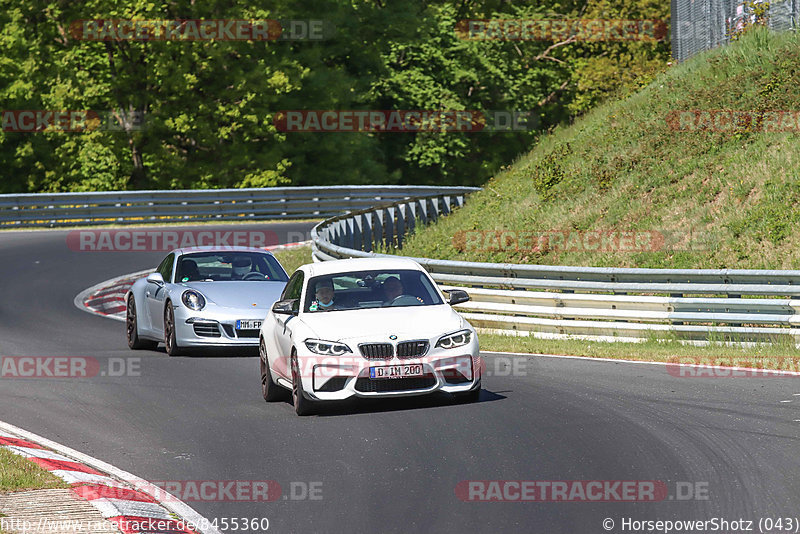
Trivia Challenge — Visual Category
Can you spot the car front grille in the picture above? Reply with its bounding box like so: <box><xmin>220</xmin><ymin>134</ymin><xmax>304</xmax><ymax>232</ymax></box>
<box><xmin>396</xmin><ymin>340</ymin><xmax>429</xmax><ymax>359</ymax></box>
<box><xmin>221</xmin><ymin>324</ymin><xmax>235</xmax><ymax>337</ymax></box>
<box><xmin>359</xmin><ymin>343</ymin><xmax>394</xmax><ymax>360</ymax></box>
<box><xmin>355</xmin><ymin>374</ymin><xmax>437</xmax><ymax>393</ymax></box>
<box><xmin>236</xmin><ymin>329</ymin><xmax>260</xmax><ymax>339</ymax></box>
<box><xmin>193</xmin><ymin>322</ymin><xmax>221</xmax><ymax>338</ymax></box>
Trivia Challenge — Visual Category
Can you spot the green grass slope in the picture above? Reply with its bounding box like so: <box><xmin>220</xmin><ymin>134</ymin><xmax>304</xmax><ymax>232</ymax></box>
<box><xmin>399</xmin><ymin>28</ymin><xmax>800</xmax><ymax>270</ymax></box>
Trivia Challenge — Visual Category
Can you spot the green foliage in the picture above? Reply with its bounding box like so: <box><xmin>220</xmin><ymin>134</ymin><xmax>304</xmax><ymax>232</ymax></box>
<box><xmin>0</xmin><ymin>0</ymin><xmax>670</xmax><ymax>193</ymax></box>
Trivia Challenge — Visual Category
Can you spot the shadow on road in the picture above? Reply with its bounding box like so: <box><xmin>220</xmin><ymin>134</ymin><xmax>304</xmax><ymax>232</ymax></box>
<box><xmin>307</xmin><ymin>388</ymin><xmax>506</xmax><ymax>417</ymax></box>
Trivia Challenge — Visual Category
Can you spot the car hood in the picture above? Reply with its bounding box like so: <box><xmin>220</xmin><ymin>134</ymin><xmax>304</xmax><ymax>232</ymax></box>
<box><xmin>179</xmin><ymin>281</ymin><xmax>286</xmax><ymax>309</ymax></box>
<box><xmin>300</xmin><ymin>305</ymin><xmax>466</xmax><ymax>342</ymax></box>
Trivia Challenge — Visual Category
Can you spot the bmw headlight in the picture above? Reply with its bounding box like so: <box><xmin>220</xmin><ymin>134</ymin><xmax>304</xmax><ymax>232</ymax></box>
<box><xmin>181</xmin><ymin>290</ymin><xmax>206</xmax><ymax>311</ymax></box>
<box><xmin>435</xmin><ymin>329</ymin><xmax>472</xmax><ymax>349</ymax></box>
<box><xmin>304</xmin><ymin>339</ymin><xmax>352</xmax><ymax>356</ymax></box>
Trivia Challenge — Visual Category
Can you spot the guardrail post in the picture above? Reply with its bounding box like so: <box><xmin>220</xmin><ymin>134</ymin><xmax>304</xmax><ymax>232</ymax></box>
<box><xmin>373</xmin><ymin>209</ymin><xmax>385</xmax><ymax>251</ymax></box>
<box><xmin>396</xmin><ymin>204</ymin><xmax>406</xmax><ymax>249</ymax></box>
<box><xmin>416</xmin><ymin>198</ymin><xmax>429</xmax><ymax>226</ymax></box>
<box><xmin>361</xmin><ymin>212</ymin><xmax>373</xmax><ymax>253</ymax></box>
<box><xmin>429</xmin><ymin>197</ymin><xmax>439</xmax><ymax>223</ymax></box>
<box><xmin>385</xmin><ymin>207</ymin><xmax>396</xmax><ymax>250</ymax></box>
<box><xmin>353</xmin><ymin>213</ymin><xmax>365</xmax><ymax>252</ymax></box>
<box><xmin>405</xmin><ymin>201</ymin><xmax>417</xmax><ymax>237</ymax></box>
<box><xmin>343</xmin><ymin>218</ymin><xmax>355</xmax><ymax>249</ymax></box>
<box><xmin>441</xmin><ymin>195</ymin><xmax>451</xmax><ymax>216</ymax></box>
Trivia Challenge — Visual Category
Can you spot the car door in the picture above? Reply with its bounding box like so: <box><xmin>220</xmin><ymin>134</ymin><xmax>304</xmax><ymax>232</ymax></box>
<box><xmin>145</xmin><ymin>253</ymin><xmax>175</xmax><ymax>335</ymax></box>
<box><xmin>271</xmin><ymin>270</ymin><xmax>303</xmax><ymax>379</ymax></box>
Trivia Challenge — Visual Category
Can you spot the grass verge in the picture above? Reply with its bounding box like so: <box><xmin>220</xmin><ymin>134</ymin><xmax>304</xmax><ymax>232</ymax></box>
<box><xmin>271</xmin><ymin>244</ymin><xmax>313</xmax><ymax>276</ymax></box>
<box><xmin>0</xmin><ymin>447</ymin><xmax>67</xmax><ymax>493</ymax></box>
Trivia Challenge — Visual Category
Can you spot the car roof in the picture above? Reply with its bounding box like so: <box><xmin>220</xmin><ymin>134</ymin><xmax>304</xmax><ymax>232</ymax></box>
<box><xmin>302</xmin><ymin>257</ymin><xmax>425</xmax><ymax>278</ymax></box>
<box><xmin>174</xmin><ymin>246</ymin><xmax>275</xmax><ymax>255</ymax></box>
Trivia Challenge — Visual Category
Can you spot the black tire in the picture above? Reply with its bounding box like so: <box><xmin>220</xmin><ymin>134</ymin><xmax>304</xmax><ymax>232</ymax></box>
<box><xmin>454</xmin><ymin>380</ymin><xmax>481</xmax><ymax>403</ymax></box>
<box><xmin>127</xmin><ymin>296</ymin><xmax>157</xmax><ymax>350</ymax></box>
<box><xmin>260</xmin><ymin>338</ymin><xmax>287</xmax><ymax>402</ymax></box>
<box><xmin>163</xmin><ymin>302</ymin><xmax>184</xmax><ymax>357</ymax></box>
<box><xmin>291</xmin><ymin>352</ymin><xmax>315</xmax><ymax>416</ymax></box>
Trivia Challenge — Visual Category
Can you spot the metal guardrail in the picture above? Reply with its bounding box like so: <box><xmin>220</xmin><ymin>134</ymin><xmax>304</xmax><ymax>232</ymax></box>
<box><xmin>0</xmin><ymin>186</ymin><xmax>477</xmax><ymax>228</ymax></box>
<box><xmin>311</xmin><ymin>194</ymin><xmax>800</xmax><ymax>344</ymax></box>
<box><xmin>7</xmin><ymin>185</ymin><xmax>799</xmax><ymax>343</ymax></box>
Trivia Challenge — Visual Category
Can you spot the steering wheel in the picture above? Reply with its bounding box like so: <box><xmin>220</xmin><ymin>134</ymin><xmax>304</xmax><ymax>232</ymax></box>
<box><xmin>389</xmin><ymin>294</ymin><xmax>424</xmax><ymax>306</ymax></box>
<box><xmin>243</xmin><ymin>272</ymin><xmax>267</xmax><ymax>281</ymax></box>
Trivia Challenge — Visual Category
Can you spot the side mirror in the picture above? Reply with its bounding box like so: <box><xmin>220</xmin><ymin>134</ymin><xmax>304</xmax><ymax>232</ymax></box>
<box><xmin>146</xmin><ymin>272</ymin><xmax>165</xmax><ymax>286</ymax></box>
<box><xmin>272</xmin><ymin>298</ymin><xmax>299</xmax><ymax>316</ymax></box>
<box><xmin>448</xmin><ymin>289</ymin><xmax>470</xmax><ymax>306</ymax></box>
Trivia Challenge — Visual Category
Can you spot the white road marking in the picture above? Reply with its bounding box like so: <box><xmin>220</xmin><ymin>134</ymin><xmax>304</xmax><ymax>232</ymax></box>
<box><xmin>0</xmin><ymin>420</ymin><xmax>221</xmax><ymax>534</ymax></box>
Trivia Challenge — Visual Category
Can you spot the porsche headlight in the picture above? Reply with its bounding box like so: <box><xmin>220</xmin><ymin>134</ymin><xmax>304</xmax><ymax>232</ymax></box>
<box><xmin>304</xmin><ymin>339</ymin><xmax>352</xmax><ymax>356</ymax></box>
<box><xmin>181</xmin><ymin>290</ymin><xmax>206</xmax><ymax>311</ymax></box>
<box><xmin>435</xmin><ymin>329</ymin><xmax>472</xmax><ymax>349</ymax></box>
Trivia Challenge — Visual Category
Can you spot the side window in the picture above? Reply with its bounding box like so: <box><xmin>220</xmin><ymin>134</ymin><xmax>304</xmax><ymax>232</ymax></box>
<box><xmin>281</xmin><ymin>271</ymin><xmax>304</xmax><ymax>300</ymax></box>
<box><xmin>157</xmin><ymin>253</ymin><xmax>175</xmax><ymax>283</ymax></box>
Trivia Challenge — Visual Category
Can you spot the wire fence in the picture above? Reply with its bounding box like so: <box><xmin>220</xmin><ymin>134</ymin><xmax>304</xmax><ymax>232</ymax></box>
<box><xmin>672</xmin><ymin>0</ymin><xmax>798</xmax><ymax>61</ymax></box>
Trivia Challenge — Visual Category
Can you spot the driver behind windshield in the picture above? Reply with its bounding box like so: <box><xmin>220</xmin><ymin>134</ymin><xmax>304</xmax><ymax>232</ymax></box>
<box><xmin>231</xmin><ymin>256</ymin><xmax>252</xmax><ymax>280</ymax></box>
<box><xmin>382</xmin><ymin>276</ymin><xmax>403</xmax><ymax>303</ymax></box>
<box><xmin>310</xmin><ymin>280</ymin><xmax>336</xmax><ymax>311</ymax></box>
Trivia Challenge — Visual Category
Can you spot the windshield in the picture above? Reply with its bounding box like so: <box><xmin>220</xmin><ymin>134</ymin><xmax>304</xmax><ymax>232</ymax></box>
<box><xmin>176</xmin><ymin>252</ymin><xmax>288</xmax><ymax>283</ymax></box>
<box><xmin>304</xmin><ymin>269</ymin><xmax>443</xmax><ymax>312</ymax></box>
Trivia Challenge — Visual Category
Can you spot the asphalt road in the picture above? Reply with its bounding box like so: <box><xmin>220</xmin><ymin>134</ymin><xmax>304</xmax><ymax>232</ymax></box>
<box><xmin>1</xmin><ymin>224</ymin><xmax>799</xmax><ymax>534</ymax></box>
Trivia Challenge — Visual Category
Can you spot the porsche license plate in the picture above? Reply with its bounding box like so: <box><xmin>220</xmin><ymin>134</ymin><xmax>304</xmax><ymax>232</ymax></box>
<box><xmin>369</xmin><ymin>364</ymin><xmax>424</xmax><ymax>380</ymax></box>
<box><xmin>236</xmin><ymin>319</ymin><xmax>262</xmax><ymax>330</ymax></box>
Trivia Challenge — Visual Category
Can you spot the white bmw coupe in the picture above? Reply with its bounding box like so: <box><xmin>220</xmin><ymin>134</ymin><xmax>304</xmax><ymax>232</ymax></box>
<box><xmin>258</xmin><ymin>257</ymin><xmax>480</xmax><ymax>415</ymax></box>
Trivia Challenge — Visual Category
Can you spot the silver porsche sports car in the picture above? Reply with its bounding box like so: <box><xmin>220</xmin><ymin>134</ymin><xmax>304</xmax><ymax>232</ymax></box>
<box><xmin>125</xmin><ymin>246</ymin><xmax>289</xmax><ymax>355</ymax></box>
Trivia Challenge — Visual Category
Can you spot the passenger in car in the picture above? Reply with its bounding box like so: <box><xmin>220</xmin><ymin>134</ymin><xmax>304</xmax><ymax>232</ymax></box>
<box><xmin>179</xmin><ymin>259</ymin><xmax>201</xmax><ymax>282</ymax></box>
<box><xmin>314</xmin><ymin>280</ymin><xmax>336</xmax><ymax>310</ymax></box>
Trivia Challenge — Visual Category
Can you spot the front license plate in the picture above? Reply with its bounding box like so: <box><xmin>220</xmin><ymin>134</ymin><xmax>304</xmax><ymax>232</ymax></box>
<box><xmin>369</xmin><ymin>364</ymin><xmax>424</xmax><ymax>380</ymax></box>
<box><xmin>236</xmin><ymin>319</ymin><xmax>262</xmax><ymax>330</ymax></box>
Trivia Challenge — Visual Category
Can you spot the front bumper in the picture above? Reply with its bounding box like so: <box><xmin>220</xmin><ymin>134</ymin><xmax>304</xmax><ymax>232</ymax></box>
<box><xmin>294</xmin><ymin>337</ymin><xmax>481</xmax><ymax>400</ymax></box>
<box><xmin>173</xmin><ymin>304</ymin><xmax>267</xmax><ymax>347</ymax></box>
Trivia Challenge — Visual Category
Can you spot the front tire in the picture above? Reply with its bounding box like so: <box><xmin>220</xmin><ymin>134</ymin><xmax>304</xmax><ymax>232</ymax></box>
<box><xmin>291</xmin><ymin>352</ymin><xmax>315</xmax><ymax>416</ymax></box>
<box><xmin>127</xmin><ymin>296</ymin><xmax>157</xmax><ymax>350</ymax></box>
<box><xmin>260</xmin><ymin>338</ymin><xmax>286</xmax><ymax>402</ymax></box>
<box><xmin>164</xmin><ymin>302</ymin><xmax>184</xmax><ymax>357</ymax></box>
